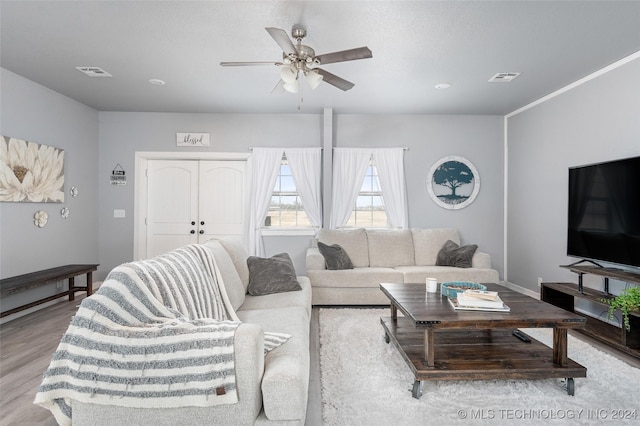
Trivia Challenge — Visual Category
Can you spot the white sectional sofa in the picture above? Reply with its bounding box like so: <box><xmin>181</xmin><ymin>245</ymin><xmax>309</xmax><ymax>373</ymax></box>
<box><xmin>64</xmin><ymin>238</ymin><xmax>311</xmax><ymax>426</ymax></box>
<box><xmin>306</xmin><ymin>228</ymin><xmax>500</xmax><ymax>305</ymax></box>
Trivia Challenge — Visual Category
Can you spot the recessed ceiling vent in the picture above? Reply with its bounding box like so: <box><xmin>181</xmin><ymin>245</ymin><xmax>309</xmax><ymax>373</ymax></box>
<box><xmin>75</xmin><ymin>66</ymin><xmax>112</xmax><ymax>77</ymax></box>
<box><xmin>488</xmin><ymin>72</ymin><xmax>521</xmax><ymax>83</ymax></box>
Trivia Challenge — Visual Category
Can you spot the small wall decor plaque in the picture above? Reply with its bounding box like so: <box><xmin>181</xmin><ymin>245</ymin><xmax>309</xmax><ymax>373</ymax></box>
<box><xmin>426</xmin><ymin>156</ymin><xmax>480</xmax><ymax>210</ymax></box>
<box><xmin>34</xmin><ymin>210</ymin><xmax>49</xmax><ymax>227</ymax></box>
<box><xmin>177</xmin><ymin>133</ymin><xmax>210</xmax><ymax>147</ymax></box>
<box><xmin>110</xmin><ymin>164</ymin><xmax>126</xmax><ymax>185</ymax></box>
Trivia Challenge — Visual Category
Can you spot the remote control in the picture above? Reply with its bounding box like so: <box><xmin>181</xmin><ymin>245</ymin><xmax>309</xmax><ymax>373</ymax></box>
<box><xmin>512</xmin><ymin>330</ymin><xmax>531</xmax><ymax>343</ymax></box>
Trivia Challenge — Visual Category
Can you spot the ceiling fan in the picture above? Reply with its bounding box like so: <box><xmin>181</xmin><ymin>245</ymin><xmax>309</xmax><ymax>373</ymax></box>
<box><xmin>220</xmin><ymin>27</ymin><xmax>372</xmax><ymax>94</ymax></box>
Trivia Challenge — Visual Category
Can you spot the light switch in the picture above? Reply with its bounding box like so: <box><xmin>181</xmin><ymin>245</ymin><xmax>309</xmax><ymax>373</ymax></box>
<box><xmin>114</xmin><ymin>209</ymin><xmax>125</xmax><ymax>218</ymax></box>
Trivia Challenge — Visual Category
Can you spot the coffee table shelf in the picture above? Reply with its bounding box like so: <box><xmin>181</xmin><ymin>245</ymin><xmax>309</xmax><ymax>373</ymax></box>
<box><xmin>380</xmin><ymin>283</ymin><xmax>587</xmax><ymax>399</ymax></box>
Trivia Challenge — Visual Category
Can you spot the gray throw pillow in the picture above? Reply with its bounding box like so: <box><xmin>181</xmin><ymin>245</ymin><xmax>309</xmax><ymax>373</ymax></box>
<box><xmin>435</xmin><ymin>240</ymin><xmax>478</xmax><ymax>268</ymax></box>
<box><xmin>318</xmin><ymin>242</ymin><xmax>354</xmax><ymax>270</ymax></box>
<box><xmin>247</xmin><ymin>253</ymin><xmax>301</xmax><ymax>296</ymax></box>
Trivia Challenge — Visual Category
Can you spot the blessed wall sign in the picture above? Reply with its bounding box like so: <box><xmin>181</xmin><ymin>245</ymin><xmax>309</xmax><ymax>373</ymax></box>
<box><xmin>176</xmin><ymin>133</ymin><xmax>210</xmax><ymax>147</ymax></box>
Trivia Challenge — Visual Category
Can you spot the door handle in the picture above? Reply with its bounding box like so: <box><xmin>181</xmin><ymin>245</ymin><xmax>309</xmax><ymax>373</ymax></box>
<box><xmin>191</xmin><ymin>221</ymin><xmax>196</xmax><ymax>226</ymax></box>
<box><xmin>200</xmin><ymin>221</ymin><xmax>205</xmax><ymax>226</ymax></box>
<box><xmin>190</xmin><ymin>230</ymin><xmax>195</xmax><ymax>234</ymax></box>
<box><xmin>199</xmin><ymin>230</ymin><xmax>204</xmax><ymax>234</ymax></box>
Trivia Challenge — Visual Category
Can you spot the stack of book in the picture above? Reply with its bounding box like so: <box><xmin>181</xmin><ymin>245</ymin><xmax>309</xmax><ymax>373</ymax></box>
<box><xmin>449</xmin><ymin>289</ymin><xmax>511</xmax><ymax>312</ymax></box>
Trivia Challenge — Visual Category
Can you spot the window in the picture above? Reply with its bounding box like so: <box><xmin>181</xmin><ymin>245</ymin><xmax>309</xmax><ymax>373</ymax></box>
<box><xmin>266</xmin><ymin>156</ymin><xmax>312</xmax><ymax>228</ymax></box>
<box><xmin>345</xmin><ymin>157</ymin><xmax>389</xmax><ymax>228</ymax></box>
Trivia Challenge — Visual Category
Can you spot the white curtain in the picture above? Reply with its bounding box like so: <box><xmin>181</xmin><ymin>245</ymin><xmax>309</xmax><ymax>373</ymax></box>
<box><xmin>285</xmin><ymin>148</ymin><xmax>323</xmax><ymax>228</ymax></box>
<box><xmin>249</xmin><ymin>148</ymin><xmax>283</xmax><ymax>256</ymax></box>
<box><xmin>329</xmin><ymin>148</ymin><xmax>372</xmax><ymax>229</ymax></box>
<box><xmin>373</xmin><ymin>148</ymin><xmax>407</xmax><ymax>228</ymax></box>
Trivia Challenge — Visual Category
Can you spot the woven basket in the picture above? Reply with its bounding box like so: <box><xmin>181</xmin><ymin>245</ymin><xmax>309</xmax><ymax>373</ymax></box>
<box><xmin>440</xmin><ymin>281</ymin><xmax>487</xmax><ymax>299</ymax></box>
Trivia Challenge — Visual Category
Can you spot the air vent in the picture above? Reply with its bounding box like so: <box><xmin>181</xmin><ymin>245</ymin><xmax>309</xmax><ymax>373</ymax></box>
<box><xmin>488</xmin><ymin>72</ymin><xmax>521</xmax><ymax>83</ymax></box>
<box><xmin>75</xmin><ymin>66</ymin><xmax>112</xmax><ymax>77</ymax></box>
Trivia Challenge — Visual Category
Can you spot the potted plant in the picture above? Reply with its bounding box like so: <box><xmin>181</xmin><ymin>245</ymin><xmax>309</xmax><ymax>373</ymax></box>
<box><xmin>601</xmin><ymin>286</ymin><xmax>640</xmax><ymax>331</ymax></box>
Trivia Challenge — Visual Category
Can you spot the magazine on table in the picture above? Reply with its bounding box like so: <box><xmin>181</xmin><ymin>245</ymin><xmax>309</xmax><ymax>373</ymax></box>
<box><xmin>448</xmin><ymin>295</ymin><xmax>511</xmax><ymax>312</ymax></box>
<box><xmin>457</xmin><ymin>291</ymin><xmax>506</xmax><ymax>308</ymax></box>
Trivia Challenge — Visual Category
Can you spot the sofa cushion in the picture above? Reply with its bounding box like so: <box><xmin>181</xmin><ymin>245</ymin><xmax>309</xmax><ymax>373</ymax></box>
<box><xmin>367</xmin><ymin>229</ymin><xmax>415</xmax><ymax>267</ymax></box>
<box><xmin>436</xmin><ymin>240</ymin><xmax>478</xmax><ymax>268</ymax></box>
<box><xmin>397</xmin><ymin>265</ymin><xmax>500</xmax><ymax>284</ymax></box>
<box><xmin>307</xmin><ymin>267</ymin><xmax>404</xmax><ymax>288</ymax></box>
<box><xmin>240</xmin><ymin>277</ymin><xmax>312</xmax><ymax>317</ymax></box>
<box><xmin>217</xmin><ymin>237</ymin><xmax>251</xmax><ymax>291</ymax></box>
<box><xmin>247</xmin><ymin>253</ymin><xmax>301</xmax><ymax>296</ymax></box>
<box><xmin>317</xmin><ymin>228</ymin><xmax>370</xmax><ymax>267</ymax></box>
<box><xmin>412</xmin><ymin>228</ymin><xmax>460</xmax><ymax>266</ymax></box>
<box><xmin>201</xmin><ymin>240</ymin><xmax>246</xmax><ymax>311</ymax></box>
<box><xmin>318</xmin><ymin>242</ymin><xmax>354</xmax><ymax>270</ymax></box>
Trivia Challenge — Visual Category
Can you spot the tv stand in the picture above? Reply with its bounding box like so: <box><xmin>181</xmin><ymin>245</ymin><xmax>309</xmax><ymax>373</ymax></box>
<box><xmin>540</xmin><ymin>266</ymin><xmax>640</xmax><ymax>360</ymax></box>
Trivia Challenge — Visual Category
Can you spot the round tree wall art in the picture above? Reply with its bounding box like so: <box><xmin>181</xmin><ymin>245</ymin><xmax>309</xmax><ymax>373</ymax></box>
<box><xmin>426</xmin><ymin>156</ymin><xmax>480</xmax><ymax>210</ymax></box>
<box><xmin>0</xmin><ymin>135</ymin><xmax>65</xmax><ymax>203</ymax></box>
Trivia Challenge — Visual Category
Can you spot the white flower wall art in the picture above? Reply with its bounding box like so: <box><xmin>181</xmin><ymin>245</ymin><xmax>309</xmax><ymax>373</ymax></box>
<box><xmin>0</xmin><ymin>135</ymin><xmax>65</xmax><ymax>202</ymax></box>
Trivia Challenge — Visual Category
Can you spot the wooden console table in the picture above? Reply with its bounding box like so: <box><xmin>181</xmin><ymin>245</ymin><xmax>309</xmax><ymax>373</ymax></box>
<box><xmin>541</xmin><ymin>266</ymin><xmax>640</xmax><ymax>359</ymax></box>
<box><xmin>0</xmin><ymin>264</ymin><xmax>98</xmax><ymax>318</ymax></box>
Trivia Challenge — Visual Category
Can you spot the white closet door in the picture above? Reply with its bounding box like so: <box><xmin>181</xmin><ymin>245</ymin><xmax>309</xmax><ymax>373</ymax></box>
<box><xmin>198</xmin><ymin>161</ymin><xmax>247</xmax><ymax>241</ymax></box>
<box><xmin>146</xmin><ymin>160</ymin><xmax>199</xmax><ymax>258</ymax></box>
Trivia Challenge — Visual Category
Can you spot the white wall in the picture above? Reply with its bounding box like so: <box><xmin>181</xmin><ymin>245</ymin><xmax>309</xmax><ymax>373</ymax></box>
<box><xmin>97</xmin><ymin>112</ymin><xmax>322</xmax><ymax>278</ymax></box>
<box><xmin>98</xmin><ymin>112</ymin><xmax>504</xmax><ymax>278</ymax></box>
<box><xmin>506</xmin><ymin>56</ymin><xmax>640</xmax><ymax>293</ymax></box>
<box><xmin>0</xmin><ymin>68</ymin><xmax>99</xmax><ymax>311</ymax></box>
<box><xmin>335</xmin><ymin>114</ymin><xmax>504</xmax><ymax>275</ymax></box>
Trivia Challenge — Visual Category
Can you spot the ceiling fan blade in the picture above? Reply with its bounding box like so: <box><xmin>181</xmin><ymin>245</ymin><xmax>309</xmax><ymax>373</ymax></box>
<box><xmin>220</xmin><ymin>61</ymin><xmax>282</xmax><ymax>66</ymax></box>
<box><xmin>265</xmin><ymin>27</ymin><xmax>296</xmax><ymax>56</ymax></box>
<box><xmin>271</xmin><ymin>79</ymin><xmax>286</xmax><ymax>94</ymax></box>
<box><xmin>314</xmin><ymin>68</ymin><xmax>355</xmax><ymax>91</ymax></box>
<box><xmin>313</xmin><ymin>47</ymin><xmax>372</xmax><ymax>65</ymax></box>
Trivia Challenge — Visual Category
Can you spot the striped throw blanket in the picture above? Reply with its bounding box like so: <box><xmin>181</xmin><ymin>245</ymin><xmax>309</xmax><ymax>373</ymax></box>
<box><xmin>34</xmin><ymin>244</ymin><xmax>289</xmax><ymax>426</ymax></box>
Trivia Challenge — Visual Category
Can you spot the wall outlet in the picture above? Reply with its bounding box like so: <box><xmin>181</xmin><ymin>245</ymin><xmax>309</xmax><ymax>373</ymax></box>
<box><xmin>537</xmin><ymin>277</ymin><xmax>543</xmax><ymax>287</ymax></box>
<box><xmin>56</xmin><ymin>281</ymin><xmax>63</xmax><ymax>289</ymax></box>
<box><xmin>114</xmin><ymin>209</ymin><xmax>125</xmax><ymax>218</ymax></box>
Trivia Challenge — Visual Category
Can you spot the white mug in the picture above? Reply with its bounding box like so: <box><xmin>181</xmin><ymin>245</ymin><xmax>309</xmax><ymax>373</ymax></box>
<box><xmin>426</xmin><ymin>277</ymin><xmax>438</xmax><ymax>293</ymax></box>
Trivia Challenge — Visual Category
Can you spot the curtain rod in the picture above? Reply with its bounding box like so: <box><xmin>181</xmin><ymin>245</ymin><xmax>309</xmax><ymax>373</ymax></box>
<box><xmin>331</xmin><ymin>147</ymin><xmax>408</xmax><ymax>150</ymax></box>
<box><xmin>248</xmin><ymin>147</ymin><xmax>324</xmax><ymax>151</ymax></box>
<box><xmin>248</xmin><ymin>147</ymin><xmax>408</xmax><ymax>151</ymax></box>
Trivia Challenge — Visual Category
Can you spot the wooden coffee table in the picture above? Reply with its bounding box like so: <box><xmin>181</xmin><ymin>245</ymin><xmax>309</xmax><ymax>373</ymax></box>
<box><xmin>379</xmin><ymin>283</ymin><xmax>587</xmax><ymax>399</ymax></box>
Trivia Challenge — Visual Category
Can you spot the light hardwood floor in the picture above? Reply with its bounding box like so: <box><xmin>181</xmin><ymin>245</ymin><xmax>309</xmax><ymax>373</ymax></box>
<box><xmin>0</xmin><ymin>295</ymin><xmax>323</xmax><ymax>426</ymax></box>
<box><xmin>2</xmin><ymin>298</ymin><xmax>638</xmax><ymax>426</ymax></box>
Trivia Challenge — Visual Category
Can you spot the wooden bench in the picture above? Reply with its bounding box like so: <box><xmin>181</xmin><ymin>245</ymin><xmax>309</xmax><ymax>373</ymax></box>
<box><xmin>0</xmin><ymin>264</ymin><xmax>99</xmax><ymax>318</ymax></box>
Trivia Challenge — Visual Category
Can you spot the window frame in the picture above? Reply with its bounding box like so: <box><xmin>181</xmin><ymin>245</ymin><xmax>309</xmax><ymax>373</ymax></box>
<box><xmin>344</xmin><ymin>156</ymin><xmax>389</xmax><ymax>229</ymax></box>
<box><xmin>264</xmin><ymin>154</ymin><xmax>314</xmax><ymax>231</ymax></box>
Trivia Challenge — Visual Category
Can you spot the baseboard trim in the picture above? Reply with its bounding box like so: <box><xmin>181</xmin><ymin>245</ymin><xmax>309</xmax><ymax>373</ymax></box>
<box><xmin>501</xmin><ymin>280</ymin><xmax>540</xmax><ymax>300</ymax></box>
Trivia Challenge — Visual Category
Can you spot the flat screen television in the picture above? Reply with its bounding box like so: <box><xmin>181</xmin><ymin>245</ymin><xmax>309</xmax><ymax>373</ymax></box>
<box><xmin>567</xmin><ymin>156</ymin><xmax>640</xmax><ymax>269</ymax></box>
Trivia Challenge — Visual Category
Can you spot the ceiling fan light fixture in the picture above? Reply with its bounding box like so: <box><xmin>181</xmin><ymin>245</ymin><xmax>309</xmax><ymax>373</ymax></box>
<box><xmin>305</xmin><ymin>69</ymin><xmax>323</xmax><ymax>90</ymax></box>
<box><xmin>283</xmin><ymin>80</ymin><xmax>299</xmax><ymax>93</ymax></box>
<box><xmin>280</xmin><ymin>65</ymin><xmax>298</xmax><ymax>83</ymax></box>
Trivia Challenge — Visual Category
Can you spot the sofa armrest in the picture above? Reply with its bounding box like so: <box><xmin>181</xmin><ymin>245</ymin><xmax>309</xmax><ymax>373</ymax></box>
<box><xmin>472</xmin><ymin>251</ymin><xmax>492</xmax><ymax>269</ymax></box>
<box><xmin>232</xmin><ymin>322</ymin><xmax>266</xmax><ymax>421</ymax></box>
<box><xmin>306</xmin><ymin>247</ymin><xmax>326</xmax><ymax>271</ymax></box>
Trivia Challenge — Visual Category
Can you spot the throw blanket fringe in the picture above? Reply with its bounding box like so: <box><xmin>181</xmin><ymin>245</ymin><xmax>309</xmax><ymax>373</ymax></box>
<box><xmin>34</xmin><ymin>244</ymin><xmax>289</xmax><ymax>426</ymax></box>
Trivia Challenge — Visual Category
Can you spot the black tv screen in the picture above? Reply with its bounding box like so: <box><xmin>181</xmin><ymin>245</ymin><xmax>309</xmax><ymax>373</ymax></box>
<box><xmin>567</xmin><ymin>156</ymin><xmax>640</xmax><ymax>268</ymax></box>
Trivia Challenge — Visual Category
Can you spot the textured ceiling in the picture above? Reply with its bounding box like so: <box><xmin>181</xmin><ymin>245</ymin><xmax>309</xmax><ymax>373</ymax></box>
<box><xmin>1</xmin><ymin>1</ymin><xmax>639</xmax><ymax>115</ymax></box>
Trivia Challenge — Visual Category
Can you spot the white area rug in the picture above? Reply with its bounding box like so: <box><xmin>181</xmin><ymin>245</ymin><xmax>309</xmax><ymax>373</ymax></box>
<box><xmin>319</xmin><ymin>308</ymin><xmax>640</xmax><ymax>425</ymax></box>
